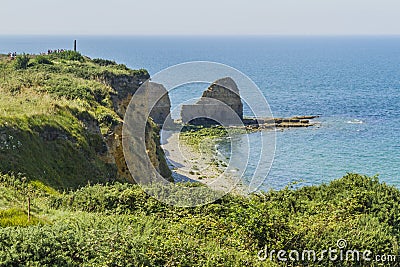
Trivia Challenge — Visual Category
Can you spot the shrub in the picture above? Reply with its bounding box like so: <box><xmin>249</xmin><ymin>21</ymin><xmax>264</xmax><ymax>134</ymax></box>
<box><xmin>92</xmin><ymin>58</ymin><xmax>117</xmax><ymax>66</ymax></box>
<box><xmin>35</xmin><ymin>55</ymin><xmax>52</xmax><ymax>65</ymax></box>
<box><xmin>14</xmin><ymin>54</ymin><xmax>30</xmax><ymax>70</ymax></box>
<box><xmin>57</xmin><ymin>50</ymin><xmax>85</xmax><ymax>62</ymax></box>
<box><xmin>44</xmin><ymin>77</ymin><xmax>93</xmax><ymax>100</ymax></box>
<box><xmin>93</xmin><ymin>60</ymin><xmax>130</xmax><ymax>71</ymax></box>
<box><xmin>131</xmin><ymin>68</ymin><xmax>149</xmax><ymax>77</ymax></box>
<box><xmin>3</xmin><ymin>173</ymin><xmax>400</xmax><ymax>266</ymax></box>
<box><xmin>115</xmin><ymin>64</ymin><xmax>129</xmax><ymax>71</ymax></box>
<box><xmin>94</xmin><ymin>106</ymin><xmax>120</xmax><ymax>133</ymax></box>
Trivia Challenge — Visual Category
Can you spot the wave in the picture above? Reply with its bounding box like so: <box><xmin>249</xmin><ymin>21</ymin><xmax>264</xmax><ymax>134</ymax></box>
<box><xmin>347</xmin><ymin>119</ymin><xmax>364</xmax><ymax>124</ymax></box>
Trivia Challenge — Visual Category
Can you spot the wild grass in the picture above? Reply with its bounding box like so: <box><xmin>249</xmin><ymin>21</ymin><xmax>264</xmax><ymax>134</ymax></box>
<box><xmin>0</xmin><ymin>53</ymin><xmax>150</xmax><ymax>189</ymax></box>
<box><xmin>1</xmin><ymin>173</ymin><xmax>399</xmax><ymax>266</ymax></box>
<box><xmin>0</xmin><ymin>88</ymin><xmax>77</xmax><ymax>118</ymax></box>
<box><xmin>179</xmin><ymin>125</ymin><xmax>229</xmax><ymax>152</ymax></box>
<box><xmin>0</xmin><ymin>208</ymin><xmax>43</xmax><ymax>227</ymax></box>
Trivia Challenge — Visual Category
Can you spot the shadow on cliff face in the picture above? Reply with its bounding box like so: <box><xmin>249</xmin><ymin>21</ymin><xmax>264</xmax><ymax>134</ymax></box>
<box><xmin>96</xmin><ymin>73</ymin><xmax>173</xmax><ymax>185</ymax></box>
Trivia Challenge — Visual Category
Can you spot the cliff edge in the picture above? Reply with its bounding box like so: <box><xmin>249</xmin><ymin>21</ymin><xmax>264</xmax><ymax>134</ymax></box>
<box><xmin>0</xmin><ymin>52</ymin><xmax>171</xmax><ymax>189</ymax></box>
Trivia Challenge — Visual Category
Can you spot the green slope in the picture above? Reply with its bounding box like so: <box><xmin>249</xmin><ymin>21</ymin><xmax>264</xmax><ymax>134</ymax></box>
<box><xmin>0</xmin><ymin>52</ymin><xmax>170</xmax><ymax>189</ymax></box>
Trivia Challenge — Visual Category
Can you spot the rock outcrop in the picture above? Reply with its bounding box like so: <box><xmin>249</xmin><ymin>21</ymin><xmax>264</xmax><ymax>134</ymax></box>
<box><xmin>180</xmin><ymin>77</ymin><xmax>319</xmax><ymax>129</ymax></box>
<box><xmin>146</xmin><ymin>82</ymin><xmax>172</xmax><ymax>126</ymax></box>
<box><xmin>181</xmin><ymin>77</ymin><xmax>243</xmax><ymax>125</ymax></box>
<box><xmin>96</xmin><ymin>71</ymin><xmax>149</xmax><ymax>118</ymax></box>
<box><xmin>98</xmin><ymin>73</ymin><xmax>172</xmax><ymax>182</ymax></box>
<box><xmin>243</xmin><ymin>116</ymin><xmax>320</xmax><ymax>129</ymax></box>
<box><xmin>201</xmin><ymin>77</ymin><xmax>243</xmax><ymax>119</ymax></box>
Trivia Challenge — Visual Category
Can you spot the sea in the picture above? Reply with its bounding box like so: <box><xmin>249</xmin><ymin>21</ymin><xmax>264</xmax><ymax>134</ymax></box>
<box><xmin>1</xmin><ymin>35</ymin><xmax>399</xmax><ymax>191</ymax></box>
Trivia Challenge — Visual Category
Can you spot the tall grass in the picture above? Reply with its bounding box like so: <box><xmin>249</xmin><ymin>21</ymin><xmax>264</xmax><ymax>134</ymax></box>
<box><xmin>1</xmin><ymin>173</ymin><xmax>399</xmax><ymax>266</ymax></box>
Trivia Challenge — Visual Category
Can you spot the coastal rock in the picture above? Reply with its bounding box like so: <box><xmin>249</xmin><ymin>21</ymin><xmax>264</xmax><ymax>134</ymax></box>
<box><xmin>146</xmin><ymin>82</ymin><xmax>172</xmax><ymax>125</ymax></box>
<box><xmin>181</xmin><ymin>77</ymin><xmax>243</xmax><ymax>125</ymax></box>
<box><xmin>0</xmin><ymin>56</ymin><xmax>172</xmax><ymax>189</ymax></box>
<box><xmin>242</xmin><ymin>116</ymin><xmax>319</xmax><ymax>128</ymax></box>
<box><xmin>97</xmin><ymin>71</ymin><xmax>149</xmax><ymax>117</ymax></box>
<box><xmin>98</xmin><ymin>73</ymin><xmax>172</xmax><ymax>182</ymax></box>
<box><xmin>98</xmin><ymin>72</ymin><xmax>172</xmax><ymax>125</ymax></box>
<box><xmin>200</xmin><ymin>77</ymin><xmax>243</xmax><ymax>119</ymax></box>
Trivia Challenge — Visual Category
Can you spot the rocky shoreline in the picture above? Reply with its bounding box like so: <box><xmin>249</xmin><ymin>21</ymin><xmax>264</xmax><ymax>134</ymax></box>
<box><xmin>177</xmin><ymin>77</ymin><xmax>320</xmax><ymax>130</ymax></box>
<box><xmin>242</xmin><ymin>115</ymin><xmax>320</xmax><ymax>130</ymax></box>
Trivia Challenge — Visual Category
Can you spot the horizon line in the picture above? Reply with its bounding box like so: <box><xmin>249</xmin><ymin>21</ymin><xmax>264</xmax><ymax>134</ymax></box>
<box><xmin>1</xmin><ymin>33</ymin><xmax>400</xmax><ymax>38</ymax></box>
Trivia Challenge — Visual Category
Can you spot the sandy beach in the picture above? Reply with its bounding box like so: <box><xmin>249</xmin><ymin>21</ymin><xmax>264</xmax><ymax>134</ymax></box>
<box><xmin>161</xmin><ymin>130</ymin><xmax>246</xmax><ymax>194</ymax></box>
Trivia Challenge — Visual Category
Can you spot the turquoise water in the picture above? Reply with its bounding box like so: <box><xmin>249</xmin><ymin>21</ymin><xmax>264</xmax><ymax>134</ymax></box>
<box><xmin>1</xmin><ymin>36</ymin><xmax>399</xmax><ymax>190</ymax></box>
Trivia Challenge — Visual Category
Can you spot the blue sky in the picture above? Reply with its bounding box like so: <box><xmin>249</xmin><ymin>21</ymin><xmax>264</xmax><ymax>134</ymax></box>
<box><xmin>1</xmin><ymin>0</ymin><xmax>399</xmax><ymax>35</ymax></box>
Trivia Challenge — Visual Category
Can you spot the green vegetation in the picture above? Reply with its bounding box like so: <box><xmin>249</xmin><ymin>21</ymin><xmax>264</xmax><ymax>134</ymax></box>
<box><xmin>180</xmin><ymin>125</ymin><xmax>247</xmax><ymax>174</ymax></box>
<box><xmin>180</xmin><ymin>125</ymin><xmax>229</xmax><ymax>152</ymax></box>
<box><xmin>180</xmin><ymin>125</ymin><xmax>247</xmax><ymax>153</ymax></box>
<box><xmin>35</xmin><ymin>55</ymin><xmax>53</xmax><ymax>65</ymax></box>
<box><xmin>53</xmin><ymin>50</ymin><xmax>85</xmax><ymax>62</ymax></box>
<box><xmin>0</xmin><ymin>208</ymin><xmax>43</xmax><ymax>227</ymax></box>
<box><xmin>0</xmin><ymin>173</ymin><xmax>399</xmax><ymax>266</ymax></box>
<box><xmin>14</xmin><ymin>54</ymin><xmax>30</xmax><ymax>70</ymax></box>
<box><xmin>0</xmin><ymin>52</ymin><xmax>150</xmax><ymax>189</ymax></box>
<box><xmin>92</xmin><ymin>58</ymin><xmax>129</xmax><ymax>69</ymax></box>
<box><xmin>92</xmin><ymin>58</ymin><xmax>117</xmax><ymax>66</ymax></box>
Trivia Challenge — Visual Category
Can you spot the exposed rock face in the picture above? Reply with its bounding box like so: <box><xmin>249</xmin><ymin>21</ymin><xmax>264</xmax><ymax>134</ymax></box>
<box><xmin>97</xmin><ymin>72</ymin><xmax>149</xmax><ymax>117</ymax></box>
<box><xmin>146</xmin><ymin>82</ymin><xmax>172</xmax><ymax>126</ymax></box>
<box><xmin>98</xmin><ymin>73</ymin><xmax>172</xmax><ymax>126</ymax></box>
<box><xmin>242</xmin><ymin>116</ymin><xmax>320</xmax><ymax>129</ymax></box>
<box><xmin>181</xmin><ymin>77</ymin><xmax>243</xmax><ymax>125</ymax></box>
<box><xmin>98</xmin><ymin>73</ymin><xmax>172</xmax><ymax>182</ymax></box>
<box><xmin>201</xmin><ymin>77</ymin><xmax>243</xmax><ymax>119</ymax></box>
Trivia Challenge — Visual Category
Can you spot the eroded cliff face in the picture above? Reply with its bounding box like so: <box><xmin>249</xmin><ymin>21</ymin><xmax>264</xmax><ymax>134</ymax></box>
<box><xmin>97</xmin><ymin>72</ymin><xmax>172</xmax><ymax>182</ymax></box>
<box><xmin>146</xmin><ymin>82</ymin><xmax>172</xmax><ymax>126</ymax></box>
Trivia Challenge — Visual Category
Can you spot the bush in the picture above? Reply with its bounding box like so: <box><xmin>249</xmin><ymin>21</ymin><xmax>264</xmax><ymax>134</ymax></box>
<box><xmin>0</xmin><ymin>214</ymin><xmax>265</xmax><ymax>266</ymax></box>
<box><xmin>3</xmin><ymin>173</ymin><xmax>400</xmax><ymax>266</ymax></box>
<box><xmin>93</xmin><ymin>60</ymin><xmax>130</xmax><ymax>71</ymax></box>
<box><xmin>14</xmin><ymin>54</ymin><xmax>30</xmax><ymax>70</ymax></box>
<box><xmin>92</xmin><ymin>58</ymin><xmax>117</xmax><ymax>66</ymax></box>
<box><xmin>35</xmin><ymin>55</ymin><xmax>52</xmax><ymax>65</ymax></box>
<box><xmin>131</xmin><ymin>68</ymin><xmax>149</xmax><ymax>77</ymax></box>
<box><xmin>44</xmin><ymin>76</ymin><xmax>93</xmax><ymax>100</ymax></box>
<box><xmin>57</xmin><ymin>50</ymin><xmax>85</xmax><ymax>62</ymax></box>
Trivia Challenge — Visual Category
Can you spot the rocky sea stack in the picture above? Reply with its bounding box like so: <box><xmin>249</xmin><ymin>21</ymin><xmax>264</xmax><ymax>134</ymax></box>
<box><xmin>180</xmin><ymin>77</ymin><xmax>319</xmax><ymax>128</ymax></box>
<box><xmin>181</xmin><ymin>77</ymin><xmax>243</xmax><ymax>125</ymax></box>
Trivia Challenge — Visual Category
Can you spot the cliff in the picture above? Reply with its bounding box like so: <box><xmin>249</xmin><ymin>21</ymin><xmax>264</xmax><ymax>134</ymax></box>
<box><xmin>0</xmin><ymin>52</ymin><xmax>171</xmax><ymax>189</ymax></box>
<box><xmin>95</xmin><ymin>70</ymin><xmax>172</xmax><ymax>182</ymax></box>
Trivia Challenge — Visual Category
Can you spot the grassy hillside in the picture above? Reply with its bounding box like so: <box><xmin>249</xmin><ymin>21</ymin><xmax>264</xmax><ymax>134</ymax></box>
<box><xmin>0</xmin><ymin>173</ymin><xmax>399</xmax><ymax>266</ymax></box>
<box><xmin>0</xmin><ymin>52</ymin><xmax>170</xmax><ymax>189</ymax></box>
